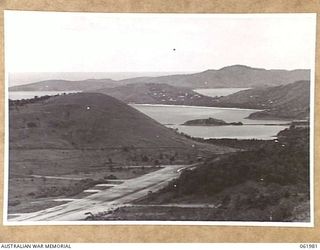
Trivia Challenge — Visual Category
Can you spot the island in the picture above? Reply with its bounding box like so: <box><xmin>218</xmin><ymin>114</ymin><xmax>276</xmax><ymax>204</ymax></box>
<box><xmin>182</xmin><ymin>117</ymin><xmax>243</xmax><ymax>126</ymax></box>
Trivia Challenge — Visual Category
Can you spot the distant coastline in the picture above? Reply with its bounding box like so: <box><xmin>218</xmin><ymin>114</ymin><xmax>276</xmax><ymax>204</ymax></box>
<box><xmin>8</xmin><ymin>71</ymin><xmax>195</xmax><ymax>87</ymax></box>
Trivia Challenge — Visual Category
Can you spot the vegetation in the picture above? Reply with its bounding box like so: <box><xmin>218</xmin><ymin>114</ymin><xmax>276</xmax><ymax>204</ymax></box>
<box><xmin>214</xmin><ymin>80</ymin><xmax>310</xmax><ymax>120</ymax></box>
<box><xmin>183</xmin><ymin>117</ymin><xmax>243</xmax><ymax>126</ymax></box>
<box><xmin>141</xmin><ymin>127</ymin><xmax>310</xmax><ymax>221</ymax></box>
<box><xmin>202</xmin><ymin>138</ymin><xmax>276</xmax><ymax>150</ymax></box>
<box><xmin>95</xmin><ymin>82</ymin><xmax>217</xmax><ymax>107</ymax></box>
<box><xmin>9</xmin><ymin>95</ymin><xmax>53</xmax><ymax>107</ymax></box>
<box><xmin>35</xmin><ymin>178</ymin><xmax>105</xmax><ymax>198</ymax></box>
<box><xmin>175</xmin><ymin>132</ymin><xmax>308</xmax><ymax>196</ymax></box>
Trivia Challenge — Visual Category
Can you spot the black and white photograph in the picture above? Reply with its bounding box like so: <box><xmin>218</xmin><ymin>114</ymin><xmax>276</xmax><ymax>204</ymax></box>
<box><xmin>4</xmin><ymin>11</ymin><xmax>316</xmax><ymax>225</ymax></box>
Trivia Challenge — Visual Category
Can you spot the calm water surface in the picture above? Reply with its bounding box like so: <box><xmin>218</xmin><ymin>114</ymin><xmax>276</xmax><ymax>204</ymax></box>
<box><xmin>193</xmin><ymin>88</ymin><xmax>250</xmax><ymax>97</ymax></box>
<box><xmin>131</xmin><ymin>104</ymin><xmax>290</xmax><ymax>140</ymax></box>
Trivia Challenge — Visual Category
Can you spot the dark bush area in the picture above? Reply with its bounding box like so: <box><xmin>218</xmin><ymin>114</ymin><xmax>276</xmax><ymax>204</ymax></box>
<box><xmin>203</xmin><ymin>138</ymin><xmax>275</xmax><ymax>150</ymax></box>
<box><xmin>8</xmin><ymin>200</ymin><xmax>21</xmax><ymax>207</ymax></box>
<box><xmin>36</xmin><ymin>178</ymin><xmax>104</xmax><ymax>198</ymax></box>
<box><xmin>9</xmin><ymin>95</ymin><xmax>55</xmax><ymax>107</ymax></box>
<box><xmin>144</xmin><ymin>127</ymin><xmax>309</xmax><ymax>221</ymax></box>
<box><xmin>138</xmin><ymin>127</ymin><xmax>310</xmax><ymax>221</ymax></box>
<box><xmin>27</xmin><ymin>122</ymin><xmax>37</xmax><ymax>128</ymax></box>
<box><xmin>104</xmin><ymin>174</ymin><xmax>117</xmax><ymax>180</ymax></box>
<box><xmin>171</xmin><ymin>127</ymin><xmax>309</xmax><ymax>197</ymax></box>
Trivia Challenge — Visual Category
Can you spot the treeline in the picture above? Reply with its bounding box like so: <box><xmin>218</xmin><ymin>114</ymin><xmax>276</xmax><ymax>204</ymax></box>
<box><xmin>9</xmin><ymin>92</ymin><xmax>74</xmax><ymax>107</ymax></box>
<box><xmin>9</xmin><ymin>95</ymin><xmax>54</xmax><ymax>107</ymax></box>
<box><xmin>202</xmin><ymin>138</ymin><xmax>274</xmax><ymax>150</ymax></box>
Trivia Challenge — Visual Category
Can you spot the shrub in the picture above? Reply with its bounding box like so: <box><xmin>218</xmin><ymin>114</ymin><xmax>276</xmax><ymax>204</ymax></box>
<box><xmin>9</xmin><ymin>200</ymin><xmax>21</xmax><ymax>206</ymax></box>
<box><xmin>104</xmin><ymin>174</ymin><xmax>117</xmax><ymax>180</ymax></box>
<box><xmin>27</xmin><ymin>122</ymin><xmax>37</xmax><ymax>128</ymax></box>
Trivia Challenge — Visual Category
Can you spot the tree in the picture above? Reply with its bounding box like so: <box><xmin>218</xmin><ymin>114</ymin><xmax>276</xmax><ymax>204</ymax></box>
<box><xmin>154</xmin><ymin>159</ymin><xmax>161</xmax><ymax>167</ymax></box>
<box><xmin>142</xmin><ymin>155</ymin><xmax>149</xmax><ymax>162</ymax></box>
<box><xmin>170</xmin><ymin>156</ymin><xmax>175</xmax><ymax>164</ymax></box>
<box><xmin>27</xmin><ymin>122</ymin><xmax>37</xmax><ymax>128</ymax></box>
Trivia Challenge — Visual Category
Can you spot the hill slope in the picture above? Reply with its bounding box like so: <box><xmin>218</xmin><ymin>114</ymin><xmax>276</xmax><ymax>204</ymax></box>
<box><xmin>93</xmin><ymin>80</ymin><xmax>310</xmax><ymax>120</ymax></box>
<box><xmin>214</xmin><ymin>80</ymin><xmax>310</xmax><ymax>120</ymax></box>
<box><xmin>93</xmin><ymin>83</ymin><xmax>216</xmax><ymax>106</ymax></box>
<box><xmin>134</xmin><ymin>127</ymin><xmax>310</xmax><ymax>222</ymax></box>
<box><xmin>10</xmin><ymin>92</ymin><xmax>215</xmax><ymax>149</ymax></box>
<box><xmin>119</xmin><ymin>65</ymin><xmax>310</xmax><ymax>88</ymax></box>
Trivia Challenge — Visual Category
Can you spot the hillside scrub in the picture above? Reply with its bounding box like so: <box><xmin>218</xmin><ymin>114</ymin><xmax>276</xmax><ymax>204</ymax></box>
<box><xmin>141</xmin><ymin>127</ymin><xmax>310</xmax><ymax>221</ymax></box>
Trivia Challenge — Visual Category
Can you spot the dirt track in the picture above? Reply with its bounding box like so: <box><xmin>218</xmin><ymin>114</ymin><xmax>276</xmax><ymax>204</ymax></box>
<box><xmin>8</xmin><ymin>164</ymin><xmax>194</xmax><ymax>222</ymax></box>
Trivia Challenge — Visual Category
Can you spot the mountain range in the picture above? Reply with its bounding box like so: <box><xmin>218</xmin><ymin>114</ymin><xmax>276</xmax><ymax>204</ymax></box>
<box><xmin>9</xmin><ymin>65</ymin><xmax>310</xmax><ymax>91</ymax></box>
<box><xmin>118</xmin><ymin>65</ymin><xmax>310</xmax><ymax>88</ymax></box>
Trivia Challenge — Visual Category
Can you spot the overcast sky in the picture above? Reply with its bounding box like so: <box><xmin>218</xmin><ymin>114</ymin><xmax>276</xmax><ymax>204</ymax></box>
<box><xmin>4</xmin><ymin>11</ymin><xmax>316</xmax><ymax>73</ymax></box>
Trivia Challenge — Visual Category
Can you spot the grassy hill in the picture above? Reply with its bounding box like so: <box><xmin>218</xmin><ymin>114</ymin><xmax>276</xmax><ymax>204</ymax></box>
<box><xmin>92</xmin><ymin>83</ymin><xmax>216</xmax><ymax>106</ymax></box>
<box><xmin>213</xmin><ymin>80</ymin><xmax>310</xmax><ymax>120</ymax></box>
<box><xmin>119</xmin><ymin>65</ymin><xmax>310</xmax><ymax>88</ymax></box>
<box><xmin>10</xmin><ymin>92</ymin><xmax>215</xmax><ymax>149</ymax></box>
<box><xmin>9</xmin><ymin>93</ymin><xmax>232</xmax><ymax>176</ymax></box>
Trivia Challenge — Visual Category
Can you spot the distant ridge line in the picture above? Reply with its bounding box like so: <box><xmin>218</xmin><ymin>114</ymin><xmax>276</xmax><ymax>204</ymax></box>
<box><xmin>9</xmin><ymin>64</ymin><xmax>310</xmax><ymax>91</ymax></box>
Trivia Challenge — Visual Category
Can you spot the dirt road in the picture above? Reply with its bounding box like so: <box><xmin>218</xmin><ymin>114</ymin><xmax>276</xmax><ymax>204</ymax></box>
<box><xmin>8</xmin><ymin>164</ymin><xmax>193</xmax><ymax>222</ymax></box>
